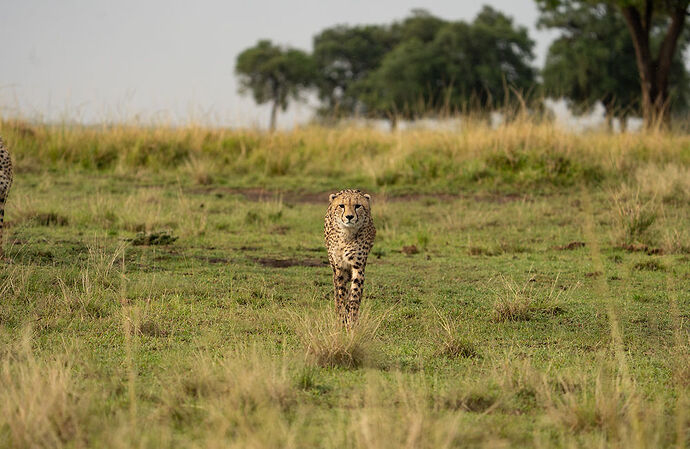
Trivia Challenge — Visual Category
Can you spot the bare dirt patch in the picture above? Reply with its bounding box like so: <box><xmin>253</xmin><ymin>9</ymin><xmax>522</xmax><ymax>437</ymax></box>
<box><xmin>402</xmin><ymin>245</ymin><xmax>419</xmax><ymax>255</ymax></box>
<box><xmin>127</xmin><ymin>231</ymin><xmax>178</xmax><ymax>246</ymax></box>
<box><xmin>189</xmin><ymin>187</ymin><xmax>325</xmax><ymax>204</ymax></box>
<box><xmin>139</xmin><ymin>320</ymin><xmax>169</xmax><ymax>337</ymax></box>
<box><xmin>187</xmin><ymin>187</ymin><xmax>528</xmax><ymax>205</ymax></box>
<box><xmin>270</xmin><ymin>225</ymin><xmax>290</xmax><ymax>235</ymax></box>
<box><xmin>620</xmin><ymin>243</ymin><xmax>663</xmax><ymax>255</ymax></box>
<box><xmin>554</xmin><ymin>241</ymin><xmax>585</xmax><ymax>250</ymax></box>
<box><xmin>254</xmin><ymin>257</ymin><xmax>326</xmax><ymax>268</ymax></box>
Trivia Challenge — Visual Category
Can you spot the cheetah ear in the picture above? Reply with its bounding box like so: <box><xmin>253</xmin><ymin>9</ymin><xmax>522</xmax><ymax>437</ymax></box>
<box><xmin>363</xmin><ymin>194</ymin><xmax>371</xmax><ymax>201</ymax></box>
<box><xmin>329</xmin><ymin>193</ymin><xmax>337</xmax><ymax>202</ymax></box>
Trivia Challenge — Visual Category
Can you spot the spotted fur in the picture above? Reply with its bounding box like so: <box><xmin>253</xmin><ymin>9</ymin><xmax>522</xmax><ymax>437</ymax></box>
<box><xmin>0</xmin><ymin>137</ymin><xmax>12</xmax><ymax>259</ymax></box>
<box><xmin>324</xmin><ymin>189</ymin><xmax>376</xmax><ymax>326</ymax></box>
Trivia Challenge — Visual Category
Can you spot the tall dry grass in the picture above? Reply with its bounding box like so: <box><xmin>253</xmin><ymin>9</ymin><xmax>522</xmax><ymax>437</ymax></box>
<box><xmin>2</xmin><ymin>117</ymin><xmax>689</xmax><ymax>192</ymax></box>
<box><xmin>0</xmin><ymin>326</ymin><xmax>685</xmax><ymax>448</ymax></box>
<box><xmin>0</xmin><ymin>328</ymin><xmax>88</xmax><ymax>449</ymax></box>
<box><xmin>295</xmin><ymin>310</ymin><xmax>383</xmax><ymax>369</ymax></box>
<box><xmin>490</xmin><ymin>272</ymin><xmax>567</xmax><ymax>322</ymax></box>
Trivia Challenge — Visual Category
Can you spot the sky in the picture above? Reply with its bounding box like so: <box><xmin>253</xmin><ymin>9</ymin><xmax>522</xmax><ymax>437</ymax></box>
<box><xmin>0</xmin><ymin>0</ymin><xmax>559</xmax><ymax>128</ymax></box>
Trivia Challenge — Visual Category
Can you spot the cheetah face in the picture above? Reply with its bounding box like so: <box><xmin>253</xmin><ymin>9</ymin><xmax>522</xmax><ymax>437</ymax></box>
<box><xmin>329</xmin><ymin>191</ymin><xmax>371</xmax><ymax>229</ymax></box>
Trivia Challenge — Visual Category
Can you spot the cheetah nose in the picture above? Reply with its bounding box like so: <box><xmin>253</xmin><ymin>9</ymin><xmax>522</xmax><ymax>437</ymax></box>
<box><xmin>345</xmin><ymin>215</ymin><xmax>354</xmax><ymax>221</ymax></box>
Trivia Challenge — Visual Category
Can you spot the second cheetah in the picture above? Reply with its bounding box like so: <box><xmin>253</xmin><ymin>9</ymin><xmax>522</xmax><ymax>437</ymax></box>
<box><xmin>0</xmin><ymin>137</ymin><xmax>12</xmax><ymax>260</ymax></box>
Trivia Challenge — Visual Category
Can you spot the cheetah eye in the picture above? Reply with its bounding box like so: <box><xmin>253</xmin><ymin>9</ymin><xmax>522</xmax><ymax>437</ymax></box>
<box><xmin>354</xmin><ymin>204</ymin><xmax>362</xmax><ymax>209</ymax></box>
<box><xmin>338</xmin><ymin>204</ymin><xmax>345</xmax><ymax>209</ymax></box>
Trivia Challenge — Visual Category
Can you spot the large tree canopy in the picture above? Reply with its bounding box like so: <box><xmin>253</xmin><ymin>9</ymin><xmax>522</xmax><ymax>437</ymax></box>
<box><xmin>235</xmin><ymin>40</ymin><xmax>314</xmax><ymax>130</ymax></box>
<box><xmin>311</xmin><ymin>10</ymin><xmax>447</xmax><ymax>119</ymax></box>
<box><xmin>390</xmin><ymin>8</ymin><xmax>447</xmax><ymax>43</ymax></box>
<box><xmin>357</xmin><ymin>38</ymin><xmax>443</xmax><ymax>122</ymax></box>
<box><xmin>312</xmin><ymin>24</ymin><xmax>397</xmax><ymax>117</ymax></box>
<box><xmin>536</xmin><ymin>0</ymin><xmax>690</xmax><ymax>127</ymax></box>
<box><xmin>359</xmin><ymin>7</ymin><xmax>536</xmax><ymax>124</ymax></box>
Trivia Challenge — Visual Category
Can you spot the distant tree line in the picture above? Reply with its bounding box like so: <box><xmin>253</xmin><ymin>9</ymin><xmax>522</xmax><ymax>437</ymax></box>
<box><xmin>236</xmin><ymin>2</ymin><xmax>690</xmax><ymax>130</ymax></box>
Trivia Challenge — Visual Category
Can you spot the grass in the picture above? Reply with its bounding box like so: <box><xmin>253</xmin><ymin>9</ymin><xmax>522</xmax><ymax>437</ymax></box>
<box><xmin>0</xmin><ymin>117</ymin><xmax>689</xmax><ymax>447</ymax></box>
<box><xmin>3</xmin><ymin>116</ymin><xmax>690</xmax><ymax>193</ymax></box>
<box><xmin>433</xmin><ymin>306</ymin><xmax>480</xmax><ymax>359</ymax></box>
<box><xmin>297</xmin><ymin>311</ymin><xmax>382</xmax><ymax>369</ymax></box>
<box><xmin>0</xmin><ymin>329</ymin><xmax>82</xmax><ymax>449</ymax></box>
<box><xmin>612</xmin><ymin>187</ymin><xmax>659</xmax><ymax>246</ymax></box>
<box><xmin>491</xmin><ymin>272</ymin><xmax>569</xmax><ymax>322</ymax></box>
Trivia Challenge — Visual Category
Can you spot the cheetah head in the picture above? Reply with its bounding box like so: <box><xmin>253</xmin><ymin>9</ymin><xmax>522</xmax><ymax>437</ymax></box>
<box><xmin>329</xmin><ymin>189</ymin><xmax>371</xmax><ymax>229</ymax></box>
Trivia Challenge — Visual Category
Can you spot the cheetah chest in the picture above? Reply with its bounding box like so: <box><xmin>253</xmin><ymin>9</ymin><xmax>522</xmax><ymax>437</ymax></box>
<box><xmin>331</xmin><ymin>236</ymin><xmax>368</xmax><ymax>270</ymax></box>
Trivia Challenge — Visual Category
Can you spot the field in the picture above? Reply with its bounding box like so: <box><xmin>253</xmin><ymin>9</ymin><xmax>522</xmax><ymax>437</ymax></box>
<box><xmin>0</xmin><ymin>118</ymin><xmax>689</xmax><ymax>448</ymax></box>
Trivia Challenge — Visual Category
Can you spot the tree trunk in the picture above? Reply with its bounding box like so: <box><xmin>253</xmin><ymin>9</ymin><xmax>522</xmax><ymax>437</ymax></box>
<box><xmin>605</xmin><ymin>106</ymin><xmax>615</xmax><ymax>132</ymax></box>
<box><xmin>619</xmin><ymin>115</ymin><xmax>628</xmax><ymax>133</ymax></box>
<box><xmin>620</xmin><ymin>3</ymin><xmax>687</xmax><ymax>129</ymax></box>
<box><xmin>269</xmin><ymin>100</ymin><xmax>278</xmax><ymax>132</ymax></box>
<box><xmin>389</xmin><ymin>114</ymin><xmax>398</xmax><ymax>131</ymax></box>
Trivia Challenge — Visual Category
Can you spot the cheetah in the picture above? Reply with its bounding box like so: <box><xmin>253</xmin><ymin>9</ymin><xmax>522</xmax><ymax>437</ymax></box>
<box><xmin>0</xmin><ymin>137</ymin><xmax>12</xmax><ymax>259</ymax></box>
<box><xmin>324</xmin><ymin>189</ymin><xmax>376</xmax><ymax>326</ymax></box>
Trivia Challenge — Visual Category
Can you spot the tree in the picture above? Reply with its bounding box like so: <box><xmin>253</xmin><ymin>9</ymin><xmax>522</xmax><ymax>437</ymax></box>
<box><xmin>312</xmin><ymin>24</ymin><xmax>396</xmax><ymax>117</ymax></box>
<box><xmin>390</xmin><ymin>8</ymin><xmax>447</xmax><ymax>43</ymax></box>
<box><xmin>460</xmin><ymin>6</ymin><xmax>537</xmax><ymax>106</ymax></box>
<box><xmin>540</xmin><ymin>3</ymin><xmax>643</xmax><ymax>128</ymax></box>
<box><xmin>235</xmin><ymin>40</ymin><xmax>314</xmax><ymax>131</ymax></box>
<box><xmin>311</xmin><ymin>9</ymin><xmax>445</xmax><ymax>119</ymax></box>
<box><xmin>358</xmin><ymin>38</ymin><xmax>443</xmax><ymax>125</ymax></box>
<box><xmin>539</xmin><ymin>2</ymin><xmax>689</xmax><ymax>129</ymax></box>
<box><xmin>536</xmin><ymin>0</ymin><xmax>690</xmax><ymax>127</ymax></box>
<box><xmin>360</xmin><ymin>6</ymin><xmax>536</xmax><ymax>127</ymax></box>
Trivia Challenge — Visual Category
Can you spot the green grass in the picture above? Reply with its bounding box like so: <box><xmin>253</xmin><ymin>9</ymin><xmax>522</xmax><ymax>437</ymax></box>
<box><xmin>0</xmin><ymin>121</ymin><xmax>689</xmax><ymax>448</ymax></box>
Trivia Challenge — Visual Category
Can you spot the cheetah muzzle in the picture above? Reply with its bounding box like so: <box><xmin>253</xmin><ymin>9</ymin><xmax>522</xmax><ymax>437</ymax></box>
<box><xmin>324</xmin><ymin>189</ymin><xmax>376</xmax><ymax>327</ymax></box>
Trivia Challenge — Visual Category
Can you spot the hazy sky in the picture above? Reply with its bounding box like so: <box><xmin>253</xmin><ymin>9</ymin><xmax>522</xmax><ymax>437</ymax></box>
<box><xmin>1</xmin><ymin>0</ymin><xmax>558</xmax><ymax>128</ymax></box>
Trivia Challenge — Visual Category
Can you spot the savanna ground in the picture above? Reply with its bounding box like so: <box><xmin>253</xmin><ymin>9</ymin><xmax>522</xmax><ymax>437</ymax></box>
<box><xmin>0</xmin><ymin>118</ymin><xmax>689</xmax><ymax>448</ymax></box>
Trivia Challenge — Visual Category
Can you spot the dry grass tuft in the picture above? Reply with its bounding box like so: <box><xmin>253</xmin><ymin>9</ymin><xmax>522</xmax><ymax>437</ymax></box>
<box><xmin>181</xmin><ymin>350</ymin><xmax>297</xmax><ymax>411</ymax></box>
<box><xmin>491</xmin><ymin>275</ymin><xmax>535</xmax><ymax>322</ymax></box>
<box><xmin>184</xmin><ymin>155</ymin><xmax>216</xmax><ymax>185</ymax></box>
<box><xmin>612</xmin><ymin>187</ymin><xmax>658</xmax><ymax>246</ymax></box>
<box><xmin>491</xmin><ymin>273</ymin><xmax>568</xmax><ymax>323</ymax></box>
<box><xmin>432</xmin><ymin>306</ymin><xmax>480</xmax><ymax>359</ymax></box>
<box><xmin>539</xmin><ymin>363</ymin><xmax>673</xmax><ymax>448</ymax></box>
<box><xmin>160</xmin><ymin>349</ymin><xmax>300</xmax><ymax>448</ymax></box>
<box><xmin>296</xmin><ymin>311</ymin><xmax>382</xmax><ymax>369</ymax></box>
<box><xmin>492</xmin><ymin>295</ymin><xmax>532</xmax><ymax>323</ymax></box>
<box><xmin>634</xmin><ymin>164</ymin><xmax>690</xmax><ymax>205</ymax></box>
<box><xmin>0</xmin><ymin>328</ymin><xmax>87</xmax><ymax>449</ymax></box>
<box><xmin>544</xmin><ymin>368</ymin><xmax>636</xmax><ymax>434</ymax></box>
<box><xmin>492</xmin><ymin>355</ymin><xmax>678</xmax><ymax>447</ymax></box>
<box><xmin>341</xmin><ymin>374</ymin><xmax>466</xmax><ymax>449</ymax></box>
<box><xmin>440</xmin><ymin>386</ymin><xmax>500</xmax><ymax>413</ymax></box>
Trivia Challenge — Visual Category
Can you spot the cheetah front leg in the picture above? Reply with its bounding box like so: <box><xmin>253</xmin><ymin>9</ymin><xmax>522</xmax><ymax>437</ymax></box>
<box><xmin>333</xmin><ymin>267</ymin><xmax>351</xmax><ymax>324</ymax></box>
<box><xmin>346</xmin><ymin>266</ymin><xmax>366</xmax><ymax>326</ymax></box>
